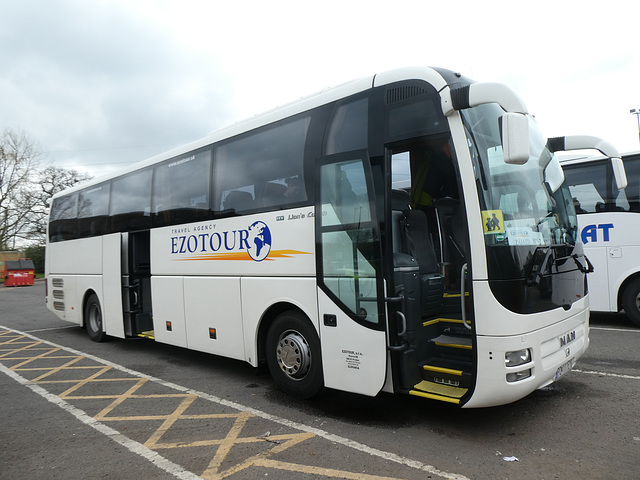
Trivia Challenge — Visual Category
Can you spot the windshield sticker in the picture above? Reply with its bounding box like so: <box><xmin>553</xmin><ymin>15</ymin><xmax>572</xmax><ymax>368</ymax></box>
<box><xmin>505</xmin><ymin>227</ymin><xmax>544</xmax><ymax>246</ymax></box>
<box><xmin>482</xmin><ymin>210</ymin><xmax>504</xmax><ymax>234</ymax></box>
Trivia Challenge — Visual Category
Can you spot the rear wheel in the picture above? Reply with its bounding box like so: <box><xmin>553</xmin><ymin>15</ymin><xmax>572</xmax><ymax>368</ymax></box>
<box><xmin>622</xmin><ymin>278</ymin><xmax>640</xmax><ymax>328</ymax></box>
<box><xmin>85</xmin><ymin>293</ymin><xmax>106</xmax><ymax>342</ymax></box>
<box><xmin>265</xmin><ymin>311</ymin><xmax>323</xmax><ymax>399</ymax></box>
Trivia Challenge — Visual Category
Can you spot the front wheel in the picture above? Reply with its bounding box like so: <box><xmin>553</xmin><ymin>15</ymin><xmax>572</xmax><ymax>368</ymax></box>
<box><xmin>265</xmin><ymin>311</ymin><xmax>323</xmax><ymax>399</ymax></box>
<box><xmin>621</xmin><ymin>278</ymin><xmax>640</xmax><ymax>328</ymax></box>
<box><xmin>84</xmin><ymin>293</ymin><xmax>107</xmax><ymax>342</ymax></box>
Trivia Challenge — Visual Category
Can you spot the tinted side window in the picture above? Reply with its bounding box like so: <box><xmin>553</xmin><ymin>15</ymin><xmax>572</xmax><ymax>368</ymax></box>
<box><xmin>384</xmin><ymin>82</ymin><xmax>447</xmax><ymax>142</ymax></box>
<box><xmin>623</xmin><ymin>155</ymin><xmax>640</xmax><ymax>212</ymax></box>
<box><xmin>564</xmin><ymin>161</ymin><xmax>613</xmax><ymax>213</ymax></box>
<box><xmin>109</xmin><ymin>168</ymin><xmax>153</xmax><ymax>231</ymax></box>
<box><xmin>78</xmin><ymin>183</ymin><xmax>110</xmax><ymax>238</ymax></box>
<box><xmin>49</xmin><ymin>193</ymin><xmax>78</xmax><ymax>242</ymax></box>
<box><xmin>153</xmin><ymin>149</ymin><xmax>212</xmax><ymax>227</ymax></box>
<box><xmin>215</xmin><ymin>116</ymin><xmax>310</xmax><ymax>215</ymax></box>
<box><xmin>387</xmin><ymin>97</ymin><xmax>442</xmax><ymax>138</ymax></box>
<box><xmin>325</xmin><ymin>98</ymin><xmax>368</xmax><ymax>155</ymax></box>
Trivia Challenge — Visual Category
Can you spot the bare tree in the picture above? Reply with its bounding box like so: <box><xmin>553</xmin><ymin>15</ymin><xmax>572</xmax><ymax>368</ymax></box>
<box><xmin>0</xmin><ymin>128</ymin><xmax>91</xmax><ymax>248</ymax></box>
<box><xmin>0</xmin><ymin>128</ymin><xmax>40</xmax><ymax>250</ymax></box>
<box><xmin>21</xmin><ymin>166</ymin><xmax>91</xmax><ymax>244</ymax></box>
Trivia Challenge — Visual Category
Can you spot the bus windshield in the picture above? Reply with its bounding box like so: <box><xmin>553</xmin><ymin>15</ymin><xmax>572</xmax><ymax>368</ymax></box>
<box><xmin>462</xmin><ymin>104</ymin><xmax>585</xmax><ymax>313</ymax></box>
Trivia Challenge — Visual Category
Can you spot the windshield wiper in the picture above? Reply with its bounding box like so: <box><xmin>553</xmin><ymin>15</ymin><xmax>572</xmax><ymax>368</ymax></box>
<box><xmin>527</xmin><ymin>245</ymin><xmax>593</xmax><ymax>286</ymax></box>
<box><xmin>571</xmin><ymin>253</ymin><xmax>594</xmax><ymax>274</ymax></box>
<box><xmin>527</xmin><ymin>246</ymin><xmax>552</xmax><ymax>286</ymax></box>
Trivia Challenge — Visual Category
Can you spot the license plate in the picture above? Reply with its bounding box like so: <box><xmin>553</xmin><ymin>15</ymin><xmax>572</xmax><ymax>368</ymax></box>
<box><xmin>555</xmin><ymin>358</ymin><xmax>573</xmax><ymax>380</ymax></box>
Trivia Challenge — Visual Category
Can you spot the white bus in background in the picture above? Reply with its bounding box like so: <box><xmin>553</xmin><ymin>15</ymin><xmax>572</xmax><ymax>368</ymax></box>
<box><xmin>46</xmin><ymin>67</ymin><xmax>611</xmax><ymax>408</ymax></box>
<box><xmin>560</xmin><ymin>151</ymin><xmax>640</xmax><ymax>327</ymax></box>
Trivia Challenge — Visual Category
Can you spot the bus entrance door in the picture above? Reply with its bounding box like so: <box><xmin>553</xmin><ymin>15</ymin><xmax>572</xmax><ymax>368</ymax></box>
<box><xmin>389</xmin><ymin>148</ymin><xmax>474</xmax><ymax>404</ymax></box>
<box><xmin>101</xmin><ymin>233</ymin><xmax>125</xmax><ymax>338</ymax></box>
<box><xmin>123</xmin><ymin>231</ymin><xmax>154</xmax><ymax>337</ymax></box>
<box><xmin>315</xmin><ymin>151</ymin><xmax>387</xmax><ymax>396</ymax></box>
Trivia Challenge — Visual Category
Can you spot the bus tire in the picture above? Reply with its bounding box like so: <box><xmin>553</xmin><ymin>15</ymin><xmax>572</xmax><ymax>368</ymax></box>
<box><xmin>622</xmin><ymin>278</ymin><xmax>640</xmax><ymax>328</ymax></box>
<box><xmin>265</xmin><ymin>311</ymin><xmax>323</xmax><ymax>399</ymax></box>
<box><xmin>85</xmin><ymin>293</ymin><xmax>107</xmax><ymax>342</ymax></box>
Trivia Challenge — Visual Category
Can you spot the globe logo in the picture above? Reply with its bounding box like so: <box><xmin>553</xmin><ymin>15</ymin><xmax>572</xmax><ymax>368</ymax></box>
<box><xmin>246</xmin><ymin>221</ymin><xmax>272</xmax><ymax>261</ymax></box>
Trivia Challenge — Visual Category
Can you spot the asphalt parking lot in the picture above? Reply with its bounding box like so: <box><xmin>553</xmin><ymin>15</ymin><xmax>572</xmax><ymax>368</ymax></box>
<box><xmin>2</xmin><ymin>282</ymin><xmax>639</xmax><ymax>479</ymax></box>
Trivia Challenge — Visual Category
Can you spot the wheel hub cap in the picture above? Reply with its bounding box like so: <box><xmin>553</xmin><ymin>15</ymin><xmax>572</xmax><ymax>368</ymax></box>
<box><xmin>276</xmin><ymin>331</ymin><xmax>311</xmax><ymax>380</ymax></box>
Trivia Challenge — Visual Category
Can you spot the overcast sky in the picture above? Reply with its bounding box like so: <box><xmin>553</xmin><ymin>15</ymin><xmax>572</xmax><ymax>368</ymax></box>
<box><xmin>1</xmin><ymin>0</ymin><xmax>639</xmax><ymax>179</ymax></box>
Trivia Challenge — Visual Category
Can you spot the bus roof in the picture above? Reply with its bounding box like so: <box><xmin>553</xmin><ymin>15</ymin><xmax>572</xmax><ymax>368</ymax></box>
<box><xmin>52</xmin><ymin>66</ymin><xmax>455</xmax><ymax>198</ymax></box>
<box><xmin>559</xmin><ymin>149</ymin><xmax>640</xmax><ymax>166</ymax></box>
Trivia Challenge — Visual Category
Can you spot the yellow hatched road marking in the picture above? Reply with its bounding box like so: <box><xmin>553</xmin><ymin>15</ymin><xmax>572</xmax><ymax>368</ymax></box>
<box><xmin>253</xmin><ymin>459</ymin><xmax>402</xmax><ymax>480</ymax></box>
<box><xmin>0</xmin><ymin>328</ymin><xmax>469</xmax><ymax>480</ymax></box>
<box><xmin>144</xmin><ymin>394</ymin><xmax>200</xmax><ymax>448</ymax></box>
<box><xmin>201</xmin><ymin>411</ymin><xmax>255</xmax><ymax>478</ymax></box>
<box><xmin>93</xmin><ymin>377</ymin><xmax>152</xmax><ymax>419</ymax></box>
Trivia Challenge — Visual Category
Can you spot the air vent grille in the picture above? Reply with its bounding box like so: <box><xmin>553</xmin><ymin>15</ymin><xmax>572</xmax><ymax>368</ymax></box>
<box><xmin>386</xmin><ymin>85</ymin><xmax>429</xmax><ymax>104</ymax></box>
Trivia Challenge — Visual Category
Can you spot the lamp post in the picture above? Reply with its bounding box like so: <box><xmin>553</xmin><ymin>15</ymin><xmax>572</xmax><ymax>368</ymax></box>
<box><xmin>631</xmin><ymin>108</ymin><xmax>640</xmax><ymax>146</ymax></box>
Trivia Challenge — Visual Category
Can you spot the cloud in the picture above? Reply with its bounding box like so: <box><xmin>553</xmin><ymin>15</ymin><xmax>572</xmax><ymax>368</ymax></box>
<box><xmin>0</xmin><ymin>1</ymin><xmax>234</xmax><ymax>176</ymax></box>
<box><xmin>1</xmin><ymin>0</ymin><xmax>639</xmax><ymax>181</ymax></box>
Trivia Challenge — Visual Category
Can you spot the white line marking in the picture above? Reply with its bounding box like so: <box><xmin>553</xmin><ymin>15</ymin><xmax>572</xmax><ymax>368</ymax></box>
<box><xmin>1</xmin><ymin>326</ymin><xmax>469</xmax><ymax>480</ymax></box>
<box><xmin>574</xmin><ymin>369</ymin><xmax>640</xmax><ymax>380</ymax></box>
<box><xmin>24</xmin><ymin>325</ymin><xmax>79</xmax><ymax>333</ymax></box>
<box><xmin>0</xmin><ymin>363</ymin><xmax>201</xmax><ymax>480</ymax></box>
<box><xmin>590</xmin><ymin>326</ymin><xmax>640</xmax><ymax>333</ymax></box>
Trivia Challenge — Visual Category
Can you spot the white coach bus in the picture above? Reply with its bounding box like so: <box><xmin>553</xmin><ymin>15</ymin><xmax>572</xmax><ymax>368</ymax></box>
<box><xmin>46</xmin><ymin>67</ymin><xmax>607</xmax><ymax>407</ymax></box>
<box><xmin>560</xmin><ymin>151</ymin><xmax>639</xmax><ymax>327</ymax></box>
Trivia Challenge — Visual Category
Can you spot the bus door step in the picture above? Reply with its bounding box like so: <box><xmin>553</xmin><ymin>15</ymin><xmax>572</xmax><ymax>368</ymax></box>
<box><xmin>431</xmin><ymin>334</ymin><xmax>472</xmax><ymax>349</ymax></box>
<box><xmin>421</xmin><ymin>363</ymin><xmax>472</xmax><ymax>388</ymax></box>
<box><xmin>429</xmin><ymin>334</ymin><xmax>474</xmax><ymax>364</ymax></box>
<box><xmin>409</xmin><ymin>380</ymin><xmax>467</xmax><ymax>404</ymax></box>
<box><xmin>125</xmin><ymin>312</ymin><xmax>154</xmax><ymax>337</ymax></box>
<box><xmin>423</xmin><ymin>317</ymin><xmax>472</xmax><ymax>336</ymax></box>
<box><xmin>137</xmin><ymin>330</ymin><xmax>155</xmax><ymax>340</ymax></box>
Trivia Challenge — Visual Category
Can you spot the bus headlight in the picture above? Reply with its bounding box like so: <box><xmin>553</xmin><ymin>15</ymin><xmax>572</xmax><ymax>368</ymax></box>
<box><xmin>505</xmin><ymin>348</ymin><xmax>531</xmax><ymax>367</ymax></box>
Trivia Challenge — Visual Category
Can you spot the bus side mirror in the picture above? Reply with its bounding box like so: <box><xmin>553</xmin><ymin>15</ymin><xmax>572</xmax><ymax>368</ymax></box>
<box><xmin>611</xmin><ymin>157</ymin><xmax>628</xmax><ymax>190</ymax></box>
<box><xmin>500</xmin><ymin>112</ymin><xmax>530</xmax><ymax>165</ymax></box>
